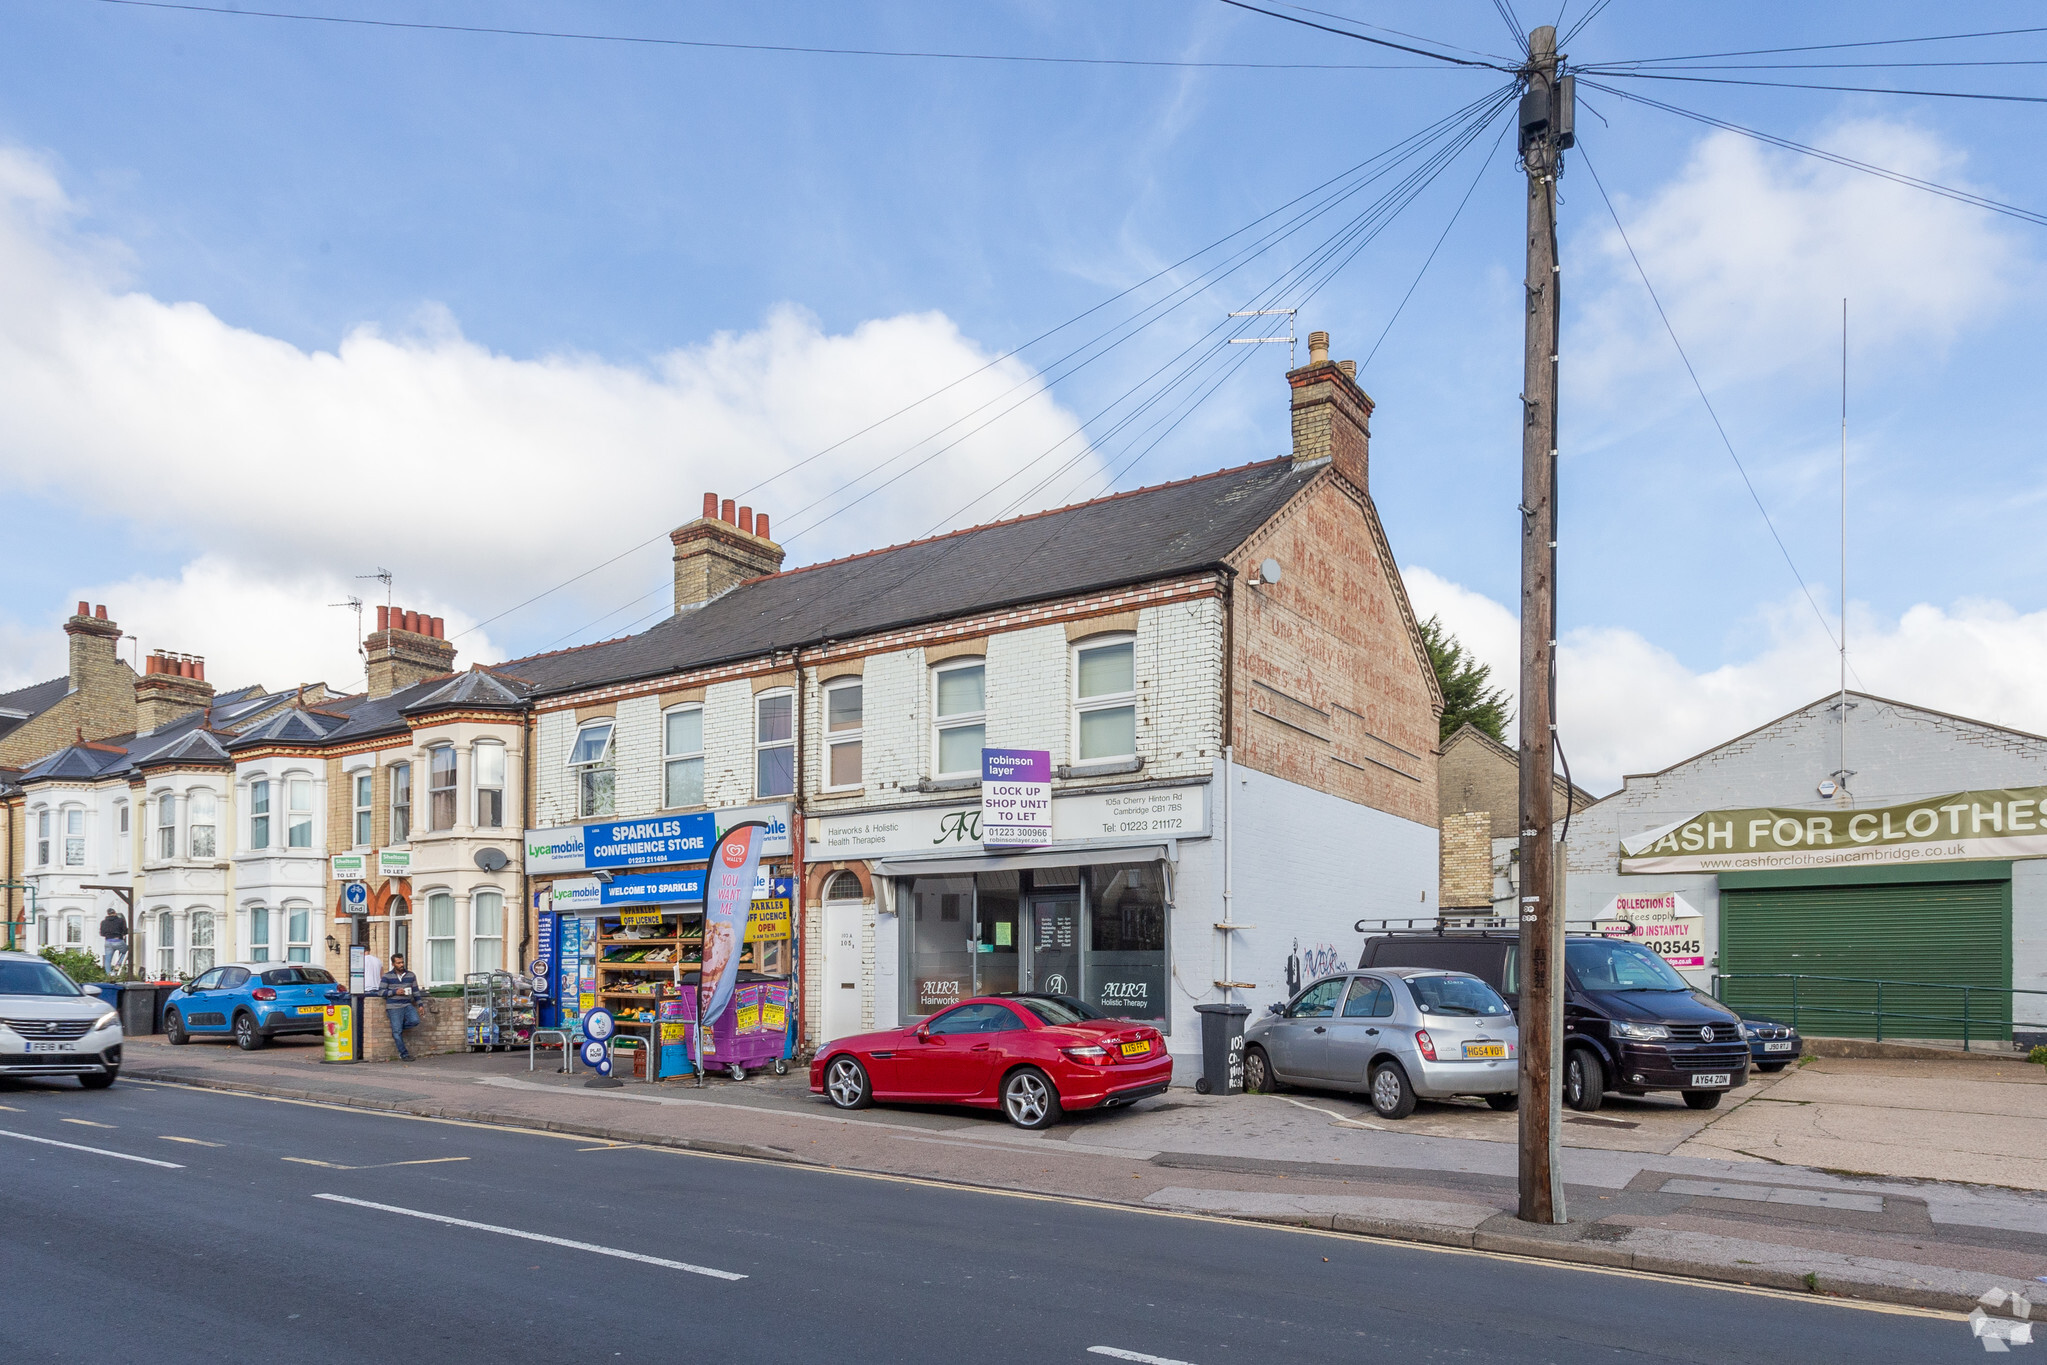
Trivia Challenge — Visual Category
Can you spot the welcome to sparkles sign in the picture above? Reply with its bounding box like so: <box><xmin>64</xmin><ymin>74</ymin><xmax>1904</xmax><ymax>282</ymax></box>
<box><xmin>982</xmin><ymin>748</ymin><xmax>1052</xmax><ymax>847</ymax></box>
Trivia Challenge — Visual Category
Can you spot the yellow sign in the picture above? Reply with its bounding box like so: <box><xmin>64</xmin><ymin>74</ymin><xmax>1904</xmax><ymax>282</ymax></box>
<box><xmin>761</xmin><ymin>995</ymin><xmax>787</xmax><ymax>1032</ymax></box>
<box><xmin>618</xmin><ymin>909</ymin><xmax>665</xmax><ymax>928</ymax></box>
<box><xmin>736</xmin><ymin>997</ymin><xmax>761</xmax><ymax>1031</ymax></box>
<box><xmin>744</xmin><ymin>897</ymin><xmax>792</xmax><ymax>943</ymax></box>
<box><xmin>322</xmin><ymin>1004</ymin><xmax>354</xmax><ymax>1062</ymax></box>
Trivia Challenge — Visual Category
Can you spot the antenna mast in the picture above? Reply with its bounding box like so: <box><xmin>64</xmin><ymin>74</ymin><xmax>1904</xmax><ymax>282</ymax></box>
<box><xmin>1834</xmin><ymin>300</ymin><xmax>1852</xmax><ymax>796</ymax></box>
<box><xmin>1227</xmin><ymin>309</ymin><xmax>1299</xmax><ymax>367</ymax></box>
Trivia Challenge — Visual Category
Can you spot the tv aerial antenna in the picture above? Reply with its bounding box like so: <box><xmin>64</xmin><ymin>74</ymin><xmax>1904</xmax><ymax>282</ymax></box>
<box><xmin>1227</xmin><ymin>309</ymin><xmax>1298</xmax><ymax>367</ymax></box>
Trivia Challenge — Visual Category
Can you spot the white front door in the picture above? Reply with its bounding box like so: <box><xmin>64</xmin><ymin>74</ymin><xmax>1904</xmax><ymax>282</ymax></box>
<box><xmin>821</xmin><ymin>897</ymin><xmax>863</xmax><ymax>1043</ymax></box>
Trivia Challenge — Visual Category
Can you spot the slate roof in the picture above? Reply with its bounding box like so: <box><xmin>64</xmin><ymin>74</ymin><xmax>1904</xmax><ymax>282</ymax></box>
<box><xmin>402</xmin><ymin>668</ymin><xmax>528</xmax><ymax>714</ymax></box>
<box><xmin>228</xmin><ymin>707</ymin><xmax>347</xmax><ymax>749</ymax></box>
<box><xmin>492</xmin><ymin>458</ymin><xmax>1318</xmax><ymax>698</ymax></box>
<box><xmin>0</xmin><ymin>676</ymin><xmax>70</xmax><ymax>746</ymax></box>
<box><xmin>20</xmin><ymin>742</ymin><xmax>130</xmax><ymax>783</ymax></box>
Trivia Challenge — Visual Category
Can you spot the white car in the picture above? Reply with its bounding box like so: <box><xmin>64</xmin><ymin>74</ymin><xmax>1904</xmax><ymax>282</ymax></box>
<box><xmin>0</xmin><ymin>951</ymin><xmax>124</xmax><ymax>1088</ymax></box>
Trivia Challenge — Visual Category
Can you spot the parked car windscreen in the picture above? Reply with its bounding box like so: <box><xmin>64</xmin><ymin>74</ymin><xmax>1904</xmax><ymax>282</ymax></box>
<box><xmin>1009</xmin><ymin>995</ymin><xmax>1105</xmax><ymax>1026</ymax></box>
<box><xmin>1404</xmin><ymin>974</ymin><xmax>1511</xmax><ymax>1017</ymax></box>
<box><xmin>0</xmin><ymin>960</ymin><xmax>85</xmax><ymax>997</ymax></box>
<box><xmin>1565</xmin><ymin>939</ymin><xmax>1690</xmax><ymax>992</ymax></box>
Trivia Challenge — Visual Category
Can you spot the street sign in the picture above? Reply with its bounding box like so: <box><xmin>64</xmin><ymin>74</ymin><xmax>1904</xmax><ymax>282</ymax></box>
<box><xmin>342</xmin><ymin>882</ymin><xmax>369</xmax><ymax>913</ymax></box>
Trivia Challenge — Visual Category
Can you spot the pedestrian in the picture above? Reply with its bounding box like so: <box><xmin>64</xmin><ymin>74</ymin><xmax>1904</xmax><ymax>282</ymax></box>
<box><xmin>99</xmin><ymin>907</ymin><xmax>129</xmax><ymax>974</ymax></box>
<box><xmin>362</xmin><ymin>947</ymin><xmax>383</xmax><ymax>994</ymax></box>
<box><xmin>382</xmin><ymin>952</ymin><xmax>422</xmax><ymax>1061</ymax></box>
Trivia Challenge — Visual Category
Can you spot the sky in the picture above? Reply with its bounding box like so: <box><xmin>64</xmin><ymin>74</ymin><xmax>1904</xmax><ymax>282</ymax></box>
<box><xmin>1</xmin><ymin>1</ymin><xmax>2044</xmax><ymax>793</ymax></box>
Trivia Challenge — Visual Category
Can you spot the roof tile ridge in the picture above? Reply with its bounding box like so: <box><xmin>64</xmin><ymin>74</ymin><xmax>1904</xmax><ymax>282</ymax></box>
<box><xmin>756</xmin><ymin>456</ymin><xmax>1297</xmax><ymax>586</ymax></box>
<box><xmin>487</xmin><ymin>635</ymin><xmax>634</xmax><ymax>673</ymax></box>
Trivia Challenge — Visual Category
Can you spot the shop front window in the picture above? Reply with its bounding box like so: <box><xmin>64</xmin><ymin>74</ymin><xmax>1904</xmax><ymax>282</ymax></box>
<box><xmin>1085</xmin><ymin>863</ymin><xmax>1167</xmax><ymax>1021</ymax></box>
<box><xmin>974</xmin><ymin>870</ymin><xmax>1020</xmax><ymax>997</ymax></box>
<box><xmin>907</xmin><ymin>877</ymin><xmax>975</xmax><ymax>1015</ymax></box>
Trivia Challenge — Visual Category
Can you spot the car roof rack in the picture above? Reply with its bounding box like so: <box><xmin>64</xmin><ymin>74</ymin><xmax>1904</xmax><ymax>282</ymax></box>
<box><xmin>1353</xmin><ymin>917</ymin><xmax>1641</xmax><ymax>939</ymax></box>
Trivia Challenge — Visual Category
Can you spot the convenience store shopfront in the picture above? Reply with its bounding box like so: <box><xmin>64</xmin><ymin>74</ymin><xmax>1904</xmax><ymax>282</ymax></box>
<box><xmin>807</xmin><ymin>783</ymin><xmax>1210</xmax><ymax>1054</ymax></box>
<box><xmin>524</xmin><ymin>803</ymin><xmax>796</xmax><ymax>1072</ymax></box>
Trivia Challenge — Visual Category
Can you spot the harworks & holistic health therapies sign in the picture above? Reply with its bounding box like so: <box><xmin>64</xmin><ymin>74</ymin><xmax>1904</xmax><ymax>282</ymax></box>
<box><xmin>1620</xmin><ymin>786</ymin><xmax>2047</xmax><ymax>875</ymax></box>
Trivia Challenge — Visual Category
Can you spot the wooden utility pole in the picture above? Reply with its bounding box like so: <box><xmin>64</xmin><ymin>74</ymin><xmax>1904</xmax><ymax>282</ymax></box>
<box><xmin>1516</xmin><ymin>24</ymin><xmax>1569</xmax><ymax>1225</ymax></box>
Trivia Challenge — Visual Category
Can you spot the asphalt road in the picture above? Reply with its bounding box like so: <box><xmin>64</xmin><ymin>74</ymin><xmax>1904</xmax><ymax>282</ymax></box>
<box><xmin>0</xmin><ymin>1077</ymin><xmax>1978</xmax><ymax>1364</ymax></box>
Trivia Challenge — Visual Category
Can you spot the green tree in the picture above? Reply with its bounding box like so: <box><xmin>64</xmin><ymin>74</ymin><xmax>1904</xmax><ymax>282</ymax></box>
<box><xmin>1420</xmin><ymin>615</ymin><xmax>1513</xmax><ymax>744</ymax></box>
<box><xmin>41</xmin><ymin>946</ymin><xmax>108</xmax><ymax>985</ymax></box>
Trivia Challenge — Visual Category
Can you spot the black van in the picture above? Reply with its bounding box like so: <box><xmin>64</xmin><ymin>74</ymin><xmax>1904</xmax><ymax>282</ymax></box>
<box><xmin>1357</xmin><ymin>930</ymin><xmax>1749</xmax><ymax>1110</ymax></box>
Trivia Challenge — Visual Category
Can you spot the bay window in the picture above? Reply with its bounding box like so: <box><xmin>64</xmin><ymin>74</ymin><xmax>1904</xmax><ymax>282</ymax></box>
<box><xmin>474</xmin><ymin>743</ymin><xmax>505</xmax><ymax>828</ymax></box>
<box><xmin>428</xmin><ymin>745</ymin><xmax>457</xmax><ymax>831</ymax></box>
<box><xmin>755</xmin><ymin>692</ymin><xmax>794</xmax><ymax>798</ymax></box>
<box><xmin>570</xmin><ymin>722</ymin><xmax>615</xmax><ymax>819</ymax></box>
<box><xmin>189</xmin><ymin>789</ymin><xmax>217</xmax><ymax>859</ymax></box>
<box><xmin>189</xmin><ymin>910</ymin><xmax>217</xmax><ymax>975</ymax></box>
<box><xmin>286</xmin><ymin>902</ymin><xmax>311</xmax><ymax>962</ymax></box>
<box><xmin>35</xmin><ymin>808</ymin><xmax>50</xmax><ymax>866</ymax></box>
<box><xmin>63</xmin><ymin>806</ymin><xmax>85</xmax><ymax>866</ymax></box>
<box><xmin>824</xmin><ymin>679</ymin><xmax>863</xmax><ymax>789</ymax></box>
<box><xmin>472</xmin><ymin>889</ymin><xmax>504</xmax><ymax>974</ymax></box>
<box><xmin>932</xmin><ymin>661</ymin><xmax>986</xmax><ymax>778</ymax></box>
<box><xmin>157</xmin><ymin>910</ymin><xmax>177</xmax><ymax>975</ymax></box>
<box><xmin>287</xmin><ymin>778</ymin><xmax>313</xmax><ymax>848</ymax></box>
<box><xmin>156</xmin><ymin>794</ymin><xmax>177</xmax><ymax>860</ymax></box>
<box><xmin>663</xmin><ymin>707</ymin><xmax>704</xmax><ymax>809</ymax></box>
<box><xmin>426</xmin><ymin>891</ymin><xmax>456</xmax><ymax>984</ymax></box>
<box><xmin>250</xmin><ymin>905</ymin><xmax>271</xmax><ymax>962</ymax></box>
<box><xmin>249</xmin><ymin>780</ymin><xmax>270</xmax><ymax>849</ymax></box>
<box><xmin>1073</xmin><ymin>637</ymin><xmax>1137</xmax><ymax>761</ymax></box>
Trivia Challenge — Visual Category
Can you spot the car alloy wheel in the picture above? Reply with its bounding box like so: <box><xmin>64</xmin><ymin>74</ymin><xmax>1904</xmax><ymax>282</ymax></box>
<box><xmin>825</xmin><ymin>1057</ymin><xmax>871</xmax><ymax>1109</ymax></box>
<box><xmin>233</xmin><ymin>1014</ymin><xmax>265</xmax><ymax>1050</ymax></box>
<box><xmin>1564</xmin><ymin>1048</ymin><xmax>1605</xmax><ymax>1113</ymax></box>
<box><xmin>1243</xmin><ymin>1046</ymin><xmax>1276</xmax><ymax>1094</ymax></box>
<box><xmin>164</xmin><ymin>1011</ymin><xmax>187</xmax><ymax>1046</ymax></box>
<box><xmin>1002</xmin><ymin>1068</ymin><xmax>1061</xmax><ymax>1130</ymax></box>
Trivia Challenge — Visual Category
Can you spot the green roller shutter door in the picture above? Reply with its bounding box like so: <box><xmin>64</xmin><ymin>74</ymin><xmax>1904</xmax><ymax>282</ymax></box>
<box><xmin>1721</xmin><ymin>881</ymin><xmax>2011</xmax><ymax>1042</ymax></box>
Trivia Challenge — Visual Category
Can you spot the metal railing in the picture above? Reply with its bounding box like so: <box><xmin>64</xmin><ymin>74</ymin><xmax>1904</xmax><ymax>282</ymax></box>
<box><xmin>1715</xmin><ymin>973</ymin><xmax>2047</xmax><ymax>1052</ymax></box>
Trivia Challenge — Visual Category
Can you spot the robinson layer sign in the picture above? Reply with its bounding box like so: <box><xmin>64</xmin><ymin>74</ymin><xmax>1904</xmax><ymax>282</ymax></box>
<box><xmin>1620</xmin><ymin>786</ymin><xmax>2047</xmax><ymax>874</ymax></box>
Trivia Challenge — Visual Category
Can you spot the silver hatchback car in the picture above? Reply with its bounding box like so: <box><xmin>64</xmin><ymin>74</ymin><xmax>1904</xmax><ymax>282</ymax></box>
<box><xmin>1243</xmin><ymin>967</ymin><xmax>1519</xmax><ymax>1118</ymax></box>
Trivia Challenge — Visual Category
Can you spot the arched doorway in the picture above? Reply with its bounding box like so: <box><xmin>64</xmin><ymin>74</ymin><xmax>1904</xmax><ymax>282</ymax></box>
<box><xmin>821</xmin><ymin>870</ymin><xmax>865</xmax><ymax>1043</ymax></box>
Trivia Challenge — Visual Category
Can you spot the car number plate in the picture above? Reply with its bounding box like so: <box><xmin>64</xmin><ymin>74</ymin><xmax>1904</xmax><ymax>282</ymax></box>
<box><xmin>27</xmin><ymin>1041</ymin><xmax>77</xmax><ymax>1052</ymax></box>
<box><xmin>1462</xmin><ymin>1042</ymin><xmax>1507</xmax><ymax>1059</ymax></box>
<box><xmin>1763</xmin><ymin>1041</ymin><xmax>1793</xmax><ymax>1052</ymax></box>
<box><xmin>1119</xmin><ymin>1040</ymin><xmax>1152</xmax><ymax>1057</ymax></box>
<box><xmin>296</xmin><ymin>1006</ymin><xmax>325</xmax><ymax>1015</ymax></box>
<box><xmin>1691</xmin><ymin>1072</ymin><xmax>1731</xmax><ymax>1087</ymax></box>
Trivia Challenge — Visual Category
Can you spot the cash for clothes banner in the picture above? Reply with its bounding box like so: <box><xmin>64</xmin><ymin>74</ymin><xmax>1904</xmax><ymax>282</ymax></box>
<box><xmin>981</xmin><ymin>748</ymin><xmax>1052</xmax><ymax>847</ymax></box>
<box><xmin>1621</xmin><ymin>786</ymin><xmax>2047</xmax><ymax>874</ymax></box>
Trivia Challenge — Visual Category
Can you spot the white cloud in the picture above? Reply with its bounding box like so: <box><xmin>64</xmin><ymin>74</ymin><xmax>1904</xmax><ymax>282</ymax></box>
<box><xmin>0</xmin><ymin>144</ymin><xmax>1103</xmax><ymax>693</ymax></box>
<box><xmin>1570</xmin><ymin>117</ymin><xmax>2025</xmax><ymax>417</ymax></box>
<box><xmin>1407</xmin><ymin>566</ymin><xmax>2047</xmax><ymax>794</ymax></box>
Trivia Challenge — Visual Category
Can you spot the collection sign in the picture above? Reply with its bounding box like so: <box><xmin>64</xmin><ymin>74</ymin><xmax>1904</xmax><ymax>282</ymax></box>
<box><xmin>1621</xmin><ymin>786</ymin><xmax>2047</xmax><ymax>875</ymax></box>
<box><xmin>981</xmin><ymin>748</ymin><xmax>1052</xmax><ymax>847</ymax></box>
<box><xmin>1597</xmin><ymin>892</ymin><xmax>1705</xmax><ymax>969</ymax></box>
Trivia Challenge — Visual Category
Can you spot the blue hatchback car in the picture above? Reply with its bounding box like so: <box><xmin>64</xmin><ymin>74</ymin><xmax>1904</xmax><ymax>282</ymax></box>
<box><xmin>163</xmin><ymin>964</ymin><xmax>344</xmax><ymax>1050</ymax></box>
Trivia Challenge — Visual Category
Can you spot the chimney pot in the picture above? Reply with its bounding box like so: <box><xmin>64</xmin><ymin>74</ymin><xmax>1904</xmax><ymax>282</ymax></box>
<box><xmin>721</xmin><ymin>498</ymin><xmax>736</xmax><ymax>525</ymax></box>
<box><xmin>376</xmin><ymin>604</ymin><xmax>390</xmax><ymax>631</ymax></box>
<box><xmin>702</xmin><ymin>491</ymin><xmax>719</xmax><ymax>519</ymax></box>
<box><xmin>738</xmin><ymin>506</ymin><xmax>754</xmax><ymax>534</ymax></box>
<box><xmin>94</xmin><ymin>604</ymin><xmax>108</xmax><ymax>620</ymax></box>
<box><xmin>431</xmin><ymin>616</ymin><xmax>445</xmax><ymax>639</ymax></box>
<box><xmin>194</xmin><ymin>659</ymin><xmax>205</xmax><ymax>681</ymax></box>
<box><xmin>1338</xmin><ymin>359</ymin><xmax>1356</xmax><ymax>378</ymax></box>
<box><xmin>755</xmin><ymin>512</ymin><xmax>770</xmax><ymax>541</ymax></box>
<box><xmin>144</xmin><ymin>654</ymin><xmax>155</xmax><ymax>676</ymax></box>
<box><xmin>405</xmin><ymin>610</ymin><xmax>420</xmax><ymax>634</ymax></box>
<box><xmin>76</xmin><ymin>600</ymin><xmax>89</xmax><ymax>617</ymax></box>
<box><xmin>1308</xmin><ymin>331</ymin><xmax>1330</xmax><ymax>365</ymax></box>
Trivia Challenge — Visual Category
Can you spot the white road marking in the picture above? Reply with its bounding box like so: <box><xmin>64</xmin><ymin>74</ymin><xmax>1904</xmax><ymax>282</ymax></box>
<box><xmin>160</xmin><ymin>1136</ymin><xmax>225</xmax><ymax>1147</ymax></box>
<box><xmin>313</xmin><ymin>1193</ymin><xmax>747</xmax><ymax>1280</ymax></box>
<box><xmin>0</xmin><ymin>1128</ymin><xmax>184</xmax><ymax>1168</ymax></box>
<box><xmin>1089</xmin><ymin>1348</ymin><xmax>1200</xmax><ymax>1365</ymax></box>
<box><xmin>283</xmin><ymin>1156</ymin><xmax>472</xmax><ymax>1170</ymax></box>
<box><xmin>61</xmin><ymin>1118</ymin><xmax>117</xmax><ymax>1129</ymax></box>
<box><xmin>1271</xmin><ymin>1094</ymin><xmax>1384</xmax><ymax>1131</ymax></box>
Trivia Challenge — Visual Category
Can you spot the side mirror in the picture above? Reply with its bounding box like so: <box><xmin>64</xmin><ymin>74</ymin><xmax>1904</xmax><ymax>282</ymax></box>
<box><xmin>915</xmin><ymin>1025</ymin><xmax>933</xmax><ymax>1042</ymax></box>
<box><xmin>1266</xmin><ymin>1002</ymin><xmax>1284</xmax><ymax>1017</ymax></box>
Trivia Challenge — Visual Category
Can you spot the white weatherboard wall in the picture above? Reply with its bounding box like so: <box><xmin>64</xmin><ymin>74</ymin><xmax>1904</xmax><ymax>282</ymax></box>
<box><xmin>1167</xmin><ymin>758</ymin><xmax>1438</xmax><ymax>1082</ymax></box>
<box><xmin>1564</xmin><ymin>695</ymin><xmax>2047</xmax><ymax>1013</ymax></box>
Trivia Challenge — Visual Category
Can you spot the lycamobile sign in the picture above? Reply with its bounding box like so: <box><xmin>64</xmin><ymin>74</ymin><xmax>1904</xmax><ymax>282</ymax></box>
<box><xmin>1621</xmin><ymin>786</ymin><xmax>2047</xmax><ymax>874</ymax></box>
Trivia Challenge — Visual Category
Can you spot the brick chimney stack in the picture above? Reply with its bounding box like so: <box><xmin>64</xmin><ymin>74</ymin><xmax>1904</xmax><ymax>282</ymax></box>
<box><xmin>364</xmin><ymin>605</ymin><xmax>458</xmax><ymax>698</ymax></box>
<box><xmin>136</xmin><ymin>649</ymin><xmax>216</xmax><ymax>733</ymax></box>
<box><xmin>671</xmin><ymin>491</ymin><xmax>786</xmax><ymax>613</ymax></box>
<box><xmin>1287</xmin><ymin>329</ymin><xmax>1374</xmax><ymax>490</ymax></box>
<box><xmin>65</xmin><ymin>601</ymin><xmax>123</xmax><ymax>693</ymax></box>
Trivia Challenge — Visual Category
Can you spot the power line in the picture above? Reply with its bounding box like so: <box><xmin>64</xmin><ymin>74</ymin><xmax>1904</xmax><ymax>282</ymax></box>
<box><xmin>1263</xmin><ymin>3</ymin><xmax>1519</xmax><ymax>64</ymax></box>
<box><xmin>82</xmin><ymin>0</ymin><xmax>1447</xmax><ymax>69</ymax></box>
<box><xmin>1578</xmin><ymin>80</ymin><xmax>2047</xmax><ymax>228</ymax></box>
<box><xmin>1210</xmin><ymin>0</ymin><xmax>1512</xmax><ymax>69</ymax></box>
<box><xmin>1559</xmin><ymin>0</ymin><xmax>1618</xmax><ymax>48</ymax></box>
<box><xmin>1577</xmin><ymin>145</ymin><xmax>1848</xmax><ymax>662</ymax></box>
<box><xmin>1586</xmin><ymin>68</ymin><xmax>2047</xmax><ymax>105</ymax></box>
<box><xmin>1597</xmin><ymin>25</ymin><xmax>2047</xmax><ymax>67</ymax></box>
<box><xmin>1600</xmin><ymin>60</ymin><xmax>2047</xmax><ymax>72</ymax></box>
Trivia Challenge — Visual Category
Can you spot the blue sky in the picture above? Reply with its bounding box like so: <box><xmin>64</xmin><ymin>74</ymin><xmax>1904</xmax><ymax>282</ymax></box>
<box><xmin>2</xmin><ymin>1</ymin><xmax>2043</xmax><ymax>787</ymax></box>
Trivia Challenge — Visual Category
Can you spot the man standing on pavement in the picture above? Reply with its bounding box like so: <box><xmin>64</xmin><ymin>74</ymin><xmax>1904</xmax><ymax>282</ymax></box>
<box><xmin>382</xmin><ymin>952</ymin><xmax>422</xmax><ymax>1060</ymax></box>
<box><xmin>98</xmin><ymin>908</ymin><xmax>128</xmax><ymax>975</ymax></box>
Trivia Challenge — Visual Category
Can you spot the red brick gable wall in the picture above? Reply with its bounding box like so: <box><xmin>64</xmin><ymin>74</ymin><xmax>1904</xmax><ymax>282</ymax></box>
<box><xmin>1229</xmin><ymin>474</ymin><xmax>1440</xmax><ymax>827</ymax></box>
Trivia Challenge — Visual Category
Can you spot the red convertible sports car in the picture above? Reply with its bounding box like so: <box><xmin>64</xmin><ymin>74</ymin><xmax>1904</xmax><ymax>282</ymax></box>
<box><xmin>809</xmin><ymin>993</ymin><xmax>1172</xmax><ymax>1129</ymax></box>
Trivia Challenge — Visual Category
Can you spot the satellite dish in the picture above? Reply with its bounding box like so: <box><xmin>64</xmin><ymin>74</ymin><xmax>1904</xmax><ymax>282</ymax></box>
<box><xmin>1259</xmin><ymin>557</ymin><xmax>1282</xmax><ymax>585</ymax></box>
<box><xmin>473</xmin><ymin>847</ymin><xmax>510</xmax><ymax>872</ymax></box>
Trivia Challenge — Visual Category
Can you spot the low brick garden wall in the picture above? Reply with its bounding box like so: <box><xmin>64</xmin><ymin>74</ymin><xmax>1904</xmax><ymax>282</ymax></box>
<box><xmin>357</xmin><ymin>995</ymin><xmax>466</xmax><ymax>1061</ymax></box>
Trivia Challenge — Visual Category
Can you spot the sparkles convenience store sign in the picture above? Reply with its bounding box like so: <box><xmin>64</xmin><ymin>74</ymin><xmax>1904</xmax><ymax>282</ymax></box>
<box><xmin>1620</xmin><ymin>786</ymin><xmax>2047</xmax><ymax>875</ymax></box>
